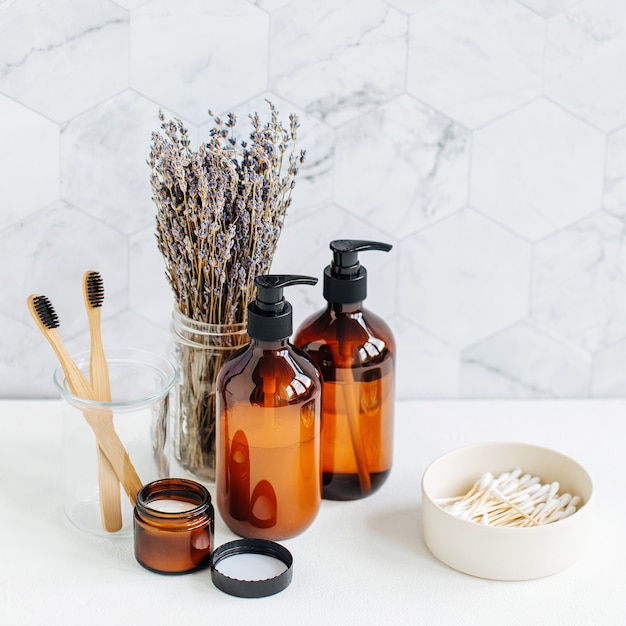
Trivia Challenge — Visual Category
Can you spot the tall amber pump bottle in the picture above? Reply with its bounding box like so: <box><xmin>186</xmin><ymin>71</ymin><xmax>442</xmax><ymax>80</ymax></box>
<box><xmin>293</xmin><ymin>240</ymin><xmax>395</xmax><ymax>500</ymax></box>
<box><xmin>216</xmin><ymin>274</ymin><xmax>323</xmax><ymax>540</ymax></box>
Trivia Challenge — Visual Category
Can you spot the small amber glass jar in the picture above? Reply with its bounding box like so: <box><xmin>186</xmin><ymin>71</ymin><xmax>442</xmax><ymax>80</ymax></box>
<box><xmin>134</xmin><ymin>478</ymin><xmax>214</xmax><ymax>574</ymax></box>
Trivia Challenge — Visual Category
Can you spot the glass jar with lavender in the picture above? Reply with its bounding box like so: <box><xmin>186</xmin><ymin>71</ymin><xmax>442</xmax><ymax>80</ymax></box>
<box><xmin>169</xmin><ymin>308</ymin><xmax>248</xmax><ymax>482</ymax></box>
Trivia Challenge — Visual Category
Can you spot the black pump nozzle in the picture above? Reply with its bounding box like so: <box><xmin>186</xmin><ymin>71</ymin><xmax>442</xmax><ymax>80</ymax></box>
<box><xmin>254</xmin><ymin>275</ymin><xmax>317</xmax><ymax>311</ymax></box>
<box><xmin>324</xmin><ymin>239</ymin><xmax>392</xmax><ymax>304</ymax></box>
<box><xmin>248</xmin><ymin>274</ymin><xmax>318</xmax><ymax>341</ymax></box>
<box><xmin>330</xmin><ymin>240</ymin><xmax>392</xmax><ymax>277</ymax></box>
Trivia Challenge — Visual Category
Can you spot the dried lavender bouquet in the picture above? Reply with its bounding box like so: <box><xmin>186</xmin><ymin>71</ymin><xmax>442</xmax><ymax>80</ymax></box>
<box><xmin>149</xmin><ymin>102</ymin><xmax>305</xmax><ymax>479</ymax></box>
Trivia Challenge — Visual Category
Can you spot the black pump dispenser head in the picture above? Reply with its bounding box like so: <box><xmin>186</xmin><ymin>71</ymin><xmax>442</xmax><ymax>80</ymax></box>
<box><xmin>324</xmin><ymin>239</ymin><xmax>392</xmax><ymax>304</ymax></box>
<box><xmin>248</xmin><ymin>274</ymin><xmax>318</xmax><ymax>341</ymax></box>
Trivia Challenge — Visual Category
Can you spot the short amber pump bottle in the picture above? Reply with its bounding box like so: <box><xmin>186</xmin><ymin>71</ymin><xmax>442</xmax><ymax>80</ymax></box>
<box><xmin>293</xmin><ymin>240</ymin><xmax>395</xmax><ymax>500</ymax></box>
<box><xmin>216</xmin><ymin>275</ymin><xmax>323</xmax><ymax>540</ymax></box>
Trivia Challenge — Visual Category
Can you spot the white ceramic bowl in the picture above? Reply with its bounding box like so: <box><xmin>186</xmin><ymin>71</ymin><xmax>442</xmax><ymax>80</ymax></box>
<box><xmin>421</xmin><ymin>442</ymin><xmax>593</xmax><ymax>581</ymax></box>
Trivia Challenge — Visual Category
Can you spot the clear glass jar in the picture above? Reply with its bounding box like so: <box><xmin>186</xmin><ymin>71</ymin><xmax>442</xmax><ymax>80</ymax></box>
<box><xmin>169</xmin><ymin>308</ymin><xmax>248</xmax><ymax>482</ymax></box>
<box><xmin>134</xmin><ymin>478</ymin><xmax>214</xmax><ymax>574</ymax></box>
<box><xmin>54</xmin><ymin>348</ymin><xmax>176</xmax><ymax>537</ymax></box>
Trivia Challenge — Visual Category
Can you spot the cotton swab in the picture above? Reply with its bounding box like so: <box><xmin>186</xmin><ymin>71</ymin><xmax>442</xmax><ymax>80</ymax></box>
<box><xmin>436</xmin><ymin>468</ymin><xmax>582</xmax><ymax>528</ymax></box>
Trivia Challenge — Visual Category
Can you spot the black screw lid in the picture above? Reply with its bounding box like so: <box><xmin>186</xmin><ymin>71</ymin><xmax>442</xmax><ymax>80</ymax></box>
<box><xmin>248</xmin><ymin>274</ymin><xmax>318</xmax><ymax>341</ymax></box>
<box><xmin>323</xmin><ymin>240</ymin><xmax>392</xmax><ymax>304</ymax></box>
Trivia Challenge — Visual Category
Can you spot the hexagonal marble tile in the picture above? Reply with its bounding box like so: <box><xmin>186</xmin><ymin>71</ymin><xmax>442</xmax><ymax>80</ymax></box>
<box><xmin>393</xmin><ymin>315</ymin><xmax>460</xmax><ymax>399</ymax></box>
<box><xmin>592</xmin><ymin>337</ymin><xmax>626</xmax><ymax>397</ymax></box>
<box><xmin>129</xmin><ymin>224</ymin><xmax>175</xmax><ymax>330</ymax></box>
<box><xmin>603</xmin><ymin>125</ymin><xmax>626</xmax><ymax>220</ymax></box>
<box><xmin>470</xmin><ymin>99</ymin><xmax>605</xmax><ymax>242</ymax></box>
<box><xmin>198</xmin><ymin>92</ymin><xmax>335</xmax><ymax>222</ymax></box>
<box><xmin>0</xmin><ymin>94</ymin><xmax>59</xmax><ymax>230</ymax></box>
<box><xmin>0</xmin><ymin>201</ymin><xmax>128</xmax><ymax>338</ymax></box>
<box><xmin>383</xmin><ymin>0</ymin><xmax>432</xmax><ymax>13</ymax></box>
<box><xmin>0</xmin><ymin>313</ymin><xmax>61</xmax><ymax>398</ymax></box>
<box><xmin>111</xmin><ymin>0</ymin><xmax>150</xmax><ymax>8</ymax></box>
<box><xmin>531</xmin><ymin>211</ymin><xmax>626</xmax><ymax>354</ymax></box>
<box><xmin>516</xmin><ymin>0</ymin><xmax>578</xmax><ymax>18</ymax></box>
<box><xmin>335</xmin><ymin>95</ymin><xmax>470</xmax><ymax>239</ymax></box>
<box><xmin>61</xmin><ymin>90</ymin><xmax>190</xmax><ymax>236</ymax></box>
<box><xmin>0</xmin><ymin>0</ymin><xmax>129</xmax><ymax>122</ymax></box>
<box><xmin>407</xmin><ymin>0</ymin><xmax>544</xmax><ymax>128</ymax></box>
<box><xmin>130</xmin><ymin>0</ymin><xmax>268</xmax><ymax>124</ymax></box>
<box><xmin>248</xmin><ymin>0</ymin><xmax>294</xmax><ymax>10</ymax></box>
<box><xmin>98</xmin><ymin>310</ymin><xmax>171</xmax><ymax>360</ymax></box>
<box><xmin>269</xmin><ymin>0</ymin><xmax>406</xmax><ymax>127</ymax></box>
<box><xmin>545</xmin><ymin>0</ymin><xmax>626</xmax><ymax>131</ymax></box>
<box><xmin>460</xmin><ymin>320</ymin><xmax>591</xmax><ymax>398</ymax></box>
<box><xmin>270</xmin><ymin>203</ymin><xmax>399</xmax><ymax>326</ymax></box>
<box><xmin>398</xmin><ymin>209</ymin><xmax>531</xmax><ymax>349</ymax></box>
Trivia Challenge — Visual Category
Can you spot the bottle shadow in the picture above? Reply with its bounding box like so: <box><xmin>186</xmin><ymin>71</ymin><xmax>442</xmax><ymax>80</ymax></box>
<box><xmin>366</xmin><ymin>504</ymin><xmax>435</xmax><ymax>564</ymax></box>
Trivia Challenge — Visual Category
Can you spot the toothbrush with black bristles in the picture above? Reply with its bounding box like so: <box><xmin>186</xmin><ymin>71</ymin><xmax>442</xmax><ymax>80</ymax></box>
<box><xmin>27</xmin><ymin>294</ymin><xmax>143</xmax><ymax>509</ymax></box>
<box><xmin>83</xmin><ymin>270</ymin><xmax>122</xmax><ymax>532</ymax></box>
<box><xmin>28</xmin><ymin>294</ymin><xmax>93</xmax><ymax>398</ymax></box>
<box><xmin>83</xmin><ymin>271</ymin><xmax>110</xmax><ymax>400</ymax></box>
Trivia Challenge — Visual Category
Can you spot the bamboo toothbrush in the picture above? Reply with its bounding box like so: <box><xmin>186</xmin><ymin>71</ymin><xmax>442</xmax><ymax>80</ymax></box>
<box><xmin>83</xmin><ymin>272</ymin><xmax>110</xmax><ymax>399</ymax></box>
<box><xmin>27</xmin><ymin>294</ymin><xmax>143</xmax><ymax>506</ymax></box>
<box><xmin>83</xmin><ymin>270</ymin><xmax>122</xmax><ymax>532</ymax></box>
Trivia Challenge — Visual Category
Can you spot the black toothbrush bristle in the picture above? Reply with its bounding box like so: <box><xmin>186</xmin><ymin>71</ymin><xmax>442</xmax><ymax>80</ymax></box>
<box><xmin>86</xmin><ymin>271</ymin><xmax>104</xmax><ymax>308</ymax></box>
<box><xmin>33</xmin><ymin>295</ymin><xmax>60</xmax><ymax>330</ymax></box>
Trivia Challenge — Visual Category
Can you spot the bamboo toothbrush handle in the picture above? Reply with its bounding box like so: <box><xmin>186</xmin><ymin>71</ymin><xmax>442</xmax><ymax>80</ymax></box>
<box><xmin>81</xmin><ymin>408</ymin><xmax>143</xmax><ymax>506</ymax></box>
<box><xmin>47</xmin><ymin>328</ymin><xmax>142</xmax><ymax>505</ymax></box>
<box><xmin>92</xmin><ymin>372</ymin><xmax>123</xmax><ymax>530</ymax></box>
<box><xmin>86</xmin><ymin>301</ymin><xmax>122</xmax><ymax>531</ymax></box>
<box><xmin>89</xmin><ymin>322</ymin><xmax>123</xmax><ymax>530</ymax></box>
<box><xmin>88</xmin><ymin>311</ymin><xmax>111</xmax><ymax>399</ymax></box>
<box><xmin>97</xmin><ymin>447</ymin><xmax>122</xmax><ymax>531</ymax></box>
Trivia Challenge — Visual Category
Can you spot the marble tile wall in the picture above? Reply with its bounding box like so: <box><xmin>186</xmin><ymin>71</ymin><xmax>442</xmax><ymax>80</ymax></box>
<box><xmin>2</xmin><ymin>0</ymin><xmax>626</xmax><ymax>399</ymax></box>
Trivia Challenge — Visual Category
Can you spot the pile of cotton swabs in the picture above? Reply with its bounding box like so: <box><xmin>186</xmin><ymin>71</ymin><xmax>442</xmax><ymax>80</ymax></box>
<box><xmin>436</xmin><ymin>468</ymin><xmax>581</xmax><ymax>527</ymax></box>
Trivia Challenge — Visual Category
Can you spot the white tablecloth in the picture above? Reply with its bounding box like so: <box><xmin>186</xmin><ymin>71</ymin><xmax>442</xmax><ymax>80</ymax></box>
<box><xmin>1</xmin><ymin>399</ymin><xmax>624</xmax><ymax>625</ymax></box>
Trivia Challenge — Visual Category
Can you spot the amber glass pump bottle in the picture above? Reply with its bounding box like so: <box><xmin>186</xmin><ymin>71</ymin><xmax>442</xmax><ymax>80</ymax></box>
<box><xmin>293</xmin><ymin>240</ymin><xmax>395</xmax><ymax>500</ymax></box>
<box><xmin>216</xmin><ymin>275</ymin><xmax>323</xmax><ymax>540</ymax></box>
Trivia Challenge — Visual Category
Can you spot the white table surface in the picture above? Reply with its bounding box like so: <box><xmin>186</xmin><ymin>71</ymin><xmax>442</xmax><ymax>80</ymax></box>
<box><xmin>1</xmin><ymin>399</ymin><xmax>624</xmax><ymax>625</ymax></box>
